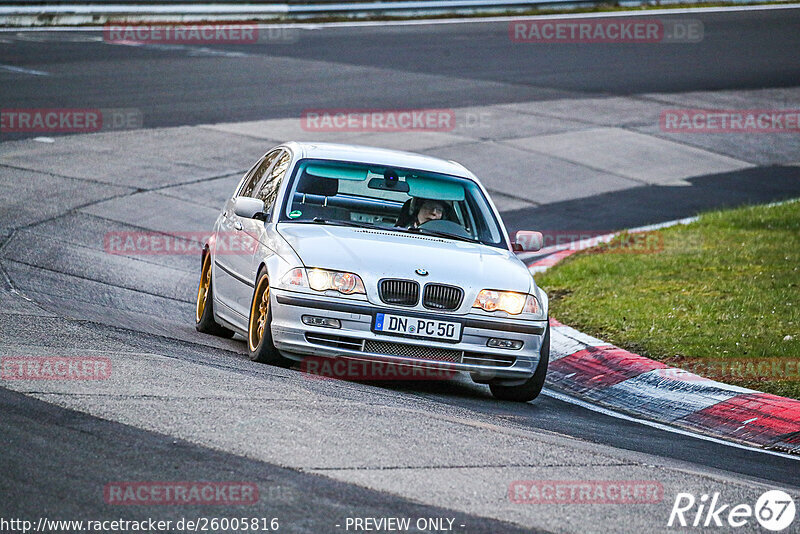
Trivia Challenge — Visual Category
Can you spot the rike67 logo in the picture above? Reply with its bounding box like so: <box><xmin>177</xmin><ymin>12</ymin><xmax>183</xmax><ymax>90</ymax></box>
<box><xmin>668</xmin><ymin>490</ymin><xmax>796</xmax><ymax>531</ymax></box>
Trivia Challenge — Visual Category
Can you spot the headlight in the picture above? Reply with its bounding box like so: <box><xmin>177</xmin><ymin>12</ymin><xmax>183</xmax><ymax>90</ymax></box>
<box><xmin>280</xmin><ymin>267</ymin><xmax>366</xmax><ymax>295</ymax></box>
<box><xmin>473</xmin><ymin>290</ymin><xmax>540</xmax><ymax>315</ymax></box>
<box><xmin>307</xmin><ymin>268</ymin><xmax>366</xmax><ymax>295</ymax></box>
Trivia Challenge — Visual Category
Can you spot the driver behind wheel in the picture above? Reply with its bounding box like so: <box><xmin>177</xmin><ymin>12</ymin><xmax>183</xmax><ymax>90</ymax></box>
<box><xmin>396</xmin><ymin>198</ymin><xmax>450</xmax><ymax>228</ymax></box>
<box><xmin>413</xmin><ymin>199</ymin><xmax>446</xmax><ymax>227</ymax></box>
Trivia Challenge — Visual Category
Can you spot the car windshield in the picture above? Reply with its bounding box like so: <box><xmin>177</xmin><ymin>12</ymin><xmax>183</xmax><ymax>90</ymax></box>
<box><xmin>278</xmin><ymin>159</ymin><xmax>506</xmax><ymax>248</ymax></box>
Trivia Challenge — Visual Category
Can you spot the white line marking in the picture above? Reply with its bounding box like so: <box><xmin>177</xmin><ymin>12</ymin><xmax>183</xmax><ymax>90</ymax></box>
<box><xmin>0</xmin><ymin>64</ymin><xmax>48</xmax><ymax>76</ymax></box>
<box><xmin>542</xmin><ymin>388</ymin><xmax>799</xmax><ymax>461</ymax></box>
<box><xmin>104</xmin><ymin>40</ymin><xmax>251</xmax><ymax>58</ymax></box>
<box><xmin>12</xmin><ymin>33</ymin><xmax>103</xmax><ymax>43</ymax></box>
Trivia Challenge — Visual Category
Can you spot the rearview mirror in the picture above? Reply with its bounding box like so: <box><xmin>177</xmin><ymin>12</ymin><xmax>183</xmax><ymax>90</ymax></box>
<box><xmin>234</xmin><ymin>197</ymin><xmax>266</xmax><ymax>220</ymax></box>
<box><xmin>513</xmin><ymin>231</ymin><xmax>543</xmax><ymax>252</ymax></box>
<box><xmin>368</xmin><ymin>177</ymin><xmax>410</xmax><ymax>193</ymax></box>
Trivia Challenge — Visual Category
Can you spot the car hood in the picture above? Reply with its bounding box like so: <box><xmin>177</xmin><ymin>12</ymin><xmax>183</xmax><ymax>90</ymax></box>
<box><xmin>277</xmin><ymin>223</ymin><xmax>533</xmax><ymax>296</ymax></box>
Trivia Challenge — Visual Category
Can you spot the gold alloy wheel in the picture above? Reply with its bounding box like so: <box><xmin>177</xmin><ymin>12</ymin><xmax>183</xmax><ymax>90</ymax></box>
<box><xmin>196</xmin><ymin>254</ymin><xmax>212</xmax><ymax>323</ymax></box>
<box><xmin>249</xmin><ymin>276</ymin><xmax>270</xmax><ymax>352</ymax></box>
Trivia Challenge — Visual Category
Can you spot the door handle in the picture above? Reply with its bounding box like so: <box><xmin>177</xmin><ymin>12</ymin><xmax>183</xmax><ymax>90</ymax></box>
<box><xmin>234</xmin><ymin>221</ymin><xmax>243</xmax><ymax>231</ymax></box>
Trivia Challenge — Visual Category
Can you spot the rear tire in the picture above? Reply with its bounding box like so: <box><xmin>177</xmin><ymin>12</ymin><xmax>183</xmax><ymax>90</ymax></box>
<box><xmin>489</xmin><ymin>324</ymin><xmax>549</xmax><ymax>402</ymax></box>
<box><xmin>247</xmin><ymin>269</ymin><xmax>291</xmax><ymax>367</ymax></box>
<box><xmin>196</xmin><ymin>252</ymin><xmax>235</xmax><ymax>338</ymax></box>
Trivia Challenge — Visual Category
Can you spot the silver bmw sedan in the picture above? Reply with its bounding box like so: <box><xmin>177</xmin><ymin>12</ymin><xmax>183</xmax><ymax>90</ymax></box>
<box><xmin>196</xmin><ymin>142</ymin><xmax>549</xmax><ymax>401</ymax></box>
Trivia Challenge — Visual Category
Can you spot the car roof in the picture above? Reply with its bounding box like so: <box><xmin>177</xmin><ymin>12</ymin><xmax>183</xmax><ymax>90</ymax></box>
<box><xmin>281</xmin><ymin>141</ymin><xmax>476</xmax><ymax>181</ymax></box>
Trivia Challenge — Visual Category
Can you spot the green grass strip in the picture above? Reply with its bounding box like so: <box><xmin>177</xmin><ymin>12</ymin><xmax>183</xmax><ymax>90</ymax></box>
<box><xmin>537</xmin><ymin>200</ymin><xmax>800</xmax><ymax>399</ymax></box>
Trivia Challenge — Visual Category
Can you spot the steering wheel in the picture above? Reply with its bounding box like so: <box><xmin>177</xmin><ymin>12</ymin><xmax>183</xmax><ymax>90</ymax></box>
<box><xmin>419</xmin><ymin>219</ymin><xmax>471</xmax><ymax>238</ymax></box>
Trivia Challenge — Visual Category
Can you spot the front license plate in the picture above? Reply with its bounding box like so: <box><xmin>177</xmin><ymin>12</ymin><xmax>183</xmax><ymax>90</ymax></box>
<box><xmin>373</xmin><ymin>313</ymin><xmax>461</xmax><ymax>342</ymax></box>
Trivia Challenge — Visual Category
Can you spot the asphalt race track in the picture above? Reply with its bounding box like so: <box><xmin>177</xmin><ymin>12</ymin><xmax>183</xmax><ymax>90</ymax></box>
<box><xmin>1</xmin><ymin>8</ymin><xmax>800</xmax><ymax>136</ymax></box>
<box><xmin>1</xmin><ymin>7</ymin><xmax>800</xmax><ymax>533</ymax></box>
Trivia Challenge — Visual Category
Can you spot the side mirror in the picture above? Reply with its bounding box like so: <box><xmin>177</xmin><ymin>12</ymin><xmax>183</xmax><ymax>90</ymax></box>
<box><xmin>513</xmin><ymin>230</ymin><xmax>543</xmax><ymax>252</ymax></box>
<box><xmin>234</xmin><ymin>197</ymin><xmax>266</xmax><ymax>220</ymax></box>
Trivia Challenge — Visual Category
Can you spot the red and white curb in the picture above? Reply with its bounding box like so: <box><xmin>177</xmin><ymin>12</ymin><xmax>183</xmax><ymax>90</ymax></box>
<box><xmin>527</xmin><ymin>214</ymin><xmax>800</xmax><ymax>455</ymax></box>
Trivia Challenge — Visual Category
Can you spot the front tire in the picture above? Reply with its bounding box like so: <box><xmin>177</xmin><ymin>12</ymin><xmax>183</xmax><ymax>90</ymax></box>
<box><xmin>247</xmin><ymin>269</ymin><xmax>291</xmax><ymax>366</ymax></box>
<box><xmin>489</xmin><ymin>324</ymin><xmax>549</xmax><ymax>402</ymax></box>
<box><xmin>196</xmin><ymin>252</ymin><xmax>235</xmax><ymax>338</ymax></box>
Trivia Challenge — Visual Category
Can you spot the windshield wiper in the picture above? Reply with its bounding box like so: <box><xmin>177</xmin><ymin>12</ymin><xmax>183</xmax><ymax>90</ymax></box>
<box><xmin>306</xmin><ymin>218</ymin><xmax>377</xmax><ymax>229</ymax></box>
<box><xmin>293</xmin><ymin>218</ymin><xmax>480</xmax><ymax>243</ymax></box>
<box><xmin>409</xmin><ymin>227</ymin><xmax>480</xmax><ymax>244</ymax></box>
<box><xmin>298</xmin><ymin>218</ymin><xmax>405</xmax><ymax>234</ymax></box>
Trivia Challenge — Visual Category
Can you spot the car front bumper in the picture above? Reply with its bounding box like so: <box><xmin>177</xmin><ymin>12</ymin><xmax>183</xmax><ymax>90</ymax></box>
<box><xmin>269</xmin><ymin>289</ymin><xmax>547</xmax><ymax>381</ymax></box>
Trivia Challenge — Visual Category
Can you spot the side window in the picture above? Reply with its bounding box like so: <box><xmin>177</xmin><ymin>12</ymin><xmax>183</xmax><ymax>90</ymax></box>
<box><xmin>453</xmin><ymin>201</ymin><xmax>472</xmax><ymax>233</ymax></box>
<box><xmin>254</xmin><ymin>150</ymin><xmax>291</xmax><ymax>210</ymax></box>
<box><xmin>238</xmin><ymin>150</ymin><xmax>281</xmax><ymax>198</ymax></box>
